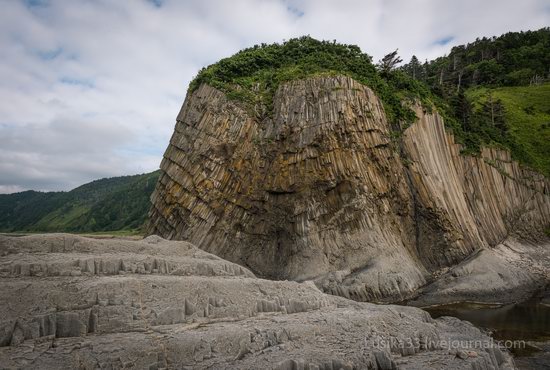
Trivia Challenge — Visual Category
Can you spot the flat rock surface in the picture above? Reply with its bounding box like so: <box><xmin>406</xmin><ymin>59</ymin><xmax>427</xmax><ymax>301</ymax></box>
<box><xmin>515</xmin><ymin>342</ymin><xmax>550</xmax><ymax>370</ymax></box>
<box><xmin>0</xmin><ymin>234</ymin><xmax>516</xmax><ymax>369</ymax></box>
<box><xmin>410</xmin><ymin>238</ymin><xmax>550</xmax><ymax>307</ymax></box>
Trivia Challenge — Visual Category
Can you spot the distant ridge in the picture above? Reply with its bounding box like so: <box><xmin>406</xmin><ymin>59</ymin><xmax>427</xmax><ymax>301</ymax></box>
<box><xmin>0</xmin><ymin>171</ymin><xmax>160</xmax><ymax>233</ymax></box>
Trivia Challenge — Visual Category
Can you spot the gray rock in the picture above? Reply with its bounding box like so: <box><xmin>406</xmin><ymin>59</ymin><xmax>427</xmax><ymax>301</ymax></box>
<box><xmin>0</xmin><ymin>234</ymin><xmax>517</xmax><ymax>369</ymax></box>
<box><xmin>410</xmin><ymin>238</ymin><xmax>550</xmax><ymax>306</ymax></box>
<box><xmin>56</xmin><ymin>312</ymin><xmax>86</xmax><ymax>338</ymax></box>
<box><xmin>147</xmin><ymin>75</ymin><xmax>550</xmax><ymax>304</ymax></box>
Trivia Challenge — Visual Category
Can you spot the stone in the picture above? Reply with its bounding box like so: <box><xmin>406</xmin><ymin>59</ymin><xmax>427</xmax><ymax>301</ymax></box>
<box><xmin>55</xmin><ymin>312</ymin><xmax>86</xmax><ymax>338</ymax></box>
<box><xmin>0</xmin><ymin>234</ymin><xmax>517</xmax><ymax>369</ymax></box>
<box><xmin>373</xmin><ymin>350</ymin><xmax>395</xmax><ymax>369</ymax></box>
<box><xmin>146</xmin><ymin>75</ymin><xmax>550</xmax><ymax>304</ymax></box>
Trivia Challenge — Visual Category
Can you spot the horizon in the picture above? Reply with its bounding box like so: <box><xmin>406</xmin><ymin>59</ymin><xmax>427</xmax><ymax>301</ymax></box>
<box><xmin>1</xmin><ymin>0</ymin><xmax>549</xmax><ymax>194</ymax></box>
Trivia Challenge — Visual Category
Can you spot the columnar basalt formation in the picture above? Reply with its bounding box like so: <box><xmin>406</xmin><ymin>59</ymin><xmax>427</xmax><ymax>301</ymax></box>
<box><xmin>148</xmin><ymin>75</ymin><xmax>550</xmax><ymax>303</ymax></box>
<box><xmin>0</xmin><ymin>234</ymin><xmax>516</xmax><ymax>369</ymax></box>
<box><xmin>402</xmin><ymin>106</ymin><xmax>550</xmax><ymax>259</ymax></box>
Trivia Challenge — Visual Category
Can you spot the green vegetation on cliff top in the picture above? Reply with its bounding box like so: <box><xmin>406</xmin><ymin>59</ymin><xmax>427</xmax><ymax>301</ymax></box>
<box><xmin>191</xmin><ymin>30</ymin><xmax>550</xmax><ymax>176</ymax></box>
<box><xmin>189</xmin><ymin>36</ymin><xmax>435</xmax><ymax>125</ymax></box>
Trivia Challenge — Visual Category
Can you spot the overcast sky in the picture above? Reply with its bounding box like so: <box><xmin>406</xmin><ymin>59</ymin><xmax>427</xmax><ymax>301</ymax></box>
<box><xmin>1</xmin><ymin>0</ymin><xmax>549</xmax><ymax>193</ymax></box>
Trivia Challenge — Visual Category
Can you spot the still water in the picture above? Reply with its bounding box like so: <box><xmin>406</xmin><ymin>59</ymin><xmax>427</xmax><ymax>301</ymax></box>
<box><xmin>425</xmin><ymin>299</ymin><xmax>550</xmax><ymax>342</ymax></box>
<box><xmin>424</xmin><ymin>298</ymin><xmax>550</xmax><ymax>369</ymax></box>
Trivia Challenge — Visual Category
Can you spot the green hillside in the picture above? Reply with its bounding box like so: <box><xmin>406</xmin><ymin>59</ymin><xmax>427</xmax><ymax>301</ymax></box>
<box><xmin>401</xmin><ymin>27</ymin><xmax>550</xmax><ymax>175</ymax></box>
<box><xmin>0</xmin><ymin>171</ymin><xmax>160</xmax><ymax>233</ymax></box>
<box><xmin>466</xmin><ymin>84</ymin><xmax>550</xmax><ymax>176</ymax></box>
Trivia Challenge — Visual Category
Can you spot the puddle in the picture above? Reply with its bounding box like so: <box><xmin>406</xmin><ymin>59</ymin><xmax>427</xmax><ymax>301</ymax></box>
<box><xmin>424</xmin><ymin>298</ymin><xmax>550</xmax><ymax>368</ymax></box>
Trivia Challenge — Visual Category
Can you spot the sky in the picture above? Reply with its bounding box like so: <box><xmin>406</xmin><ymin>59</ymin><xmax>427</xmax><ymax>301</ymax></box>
<box><xmin>1</xmin><ymin>0</ymin><xmax>549</xmax><ymax>193</ymax></box>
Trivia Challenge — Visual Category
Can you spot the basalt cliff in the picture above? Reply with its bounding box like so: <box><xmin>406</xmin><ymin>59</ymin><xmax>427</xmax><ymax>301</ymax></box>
<box><xmin>147</xmin><ymin>75</ymin><xmax>550</xmax><ymax>304</ymax></box>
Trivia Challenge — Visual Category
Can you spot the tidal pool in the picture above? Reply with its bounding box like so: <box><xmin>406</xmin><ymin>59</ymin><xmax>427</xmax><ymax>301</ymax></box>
<box><xmin>424</xmin><ymin>297</ymin><xmax>550</xmax><ymax>369</ymax></box>
<box><xmin>425</xmin><ymin>298</ymin><xmax>550</xmax><ymax>342</ymax></box>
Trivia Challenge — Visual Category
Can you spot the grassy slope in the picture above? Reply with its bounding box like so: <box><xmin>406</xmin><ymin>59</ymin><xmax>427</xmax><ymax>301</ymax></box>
<box><xmin>466</xmin><ymin>83</ymin><xmax>550</xmax><ymax>176</ymax></box>
<box><xmin>0</xmin><ymin>171</ymin><xmax>160</xmax><ymax>233</ymax></box>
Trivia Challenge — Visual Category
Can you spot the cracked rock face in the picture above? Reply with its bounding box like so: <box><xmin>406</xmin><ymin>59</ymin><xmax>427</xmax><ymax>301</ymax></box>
<box><xmin>147</xmin><ymin>75</ymin><xmax>550</xmax><ymax>303</ymax></box>
<box><xmin>0</xmin><ymin>234</ymin><xmax>516</xmax><ymax>369</ymax></box>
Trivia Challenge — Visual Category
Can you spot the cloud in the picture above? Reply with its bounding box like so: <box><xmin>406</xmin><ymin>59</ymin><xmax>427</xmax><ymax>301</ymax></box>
<box><xmin>0</xmin><ymin>0</ymin><xmax>548</xmax><ymax>193</ymax></box>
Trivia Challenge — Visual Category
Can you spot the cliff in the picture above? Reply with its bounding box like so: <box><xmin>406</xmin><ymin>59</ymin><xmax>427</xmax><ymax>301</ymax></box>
<box><xmin>147</xmin><ymin>75</ymin><xmax>550</xmax><ymax>303</ymax></box>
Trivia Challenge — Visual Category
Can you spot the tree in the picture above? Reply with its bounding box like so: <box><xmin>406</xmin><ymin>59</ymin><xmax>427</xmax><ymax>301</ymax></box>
<box><xmin>475</xmin><ymin>60</ymin><xmax>504</xmax><ymax>85</ymax></box>
<box><xmin>378</xmin><ymin>50</ymin><xmax>403</xmax><ymax>73</ymax></box>
<box><xmin>478</xmin><ymin>94</ymin><xmax>507</xmax><ymax>135</ymax></box>
<box><xmin>403</xmin><ymin>55</ymin><xmax>422</xmax><ymax>79</ymax></box>
<box><xmin>450</xmin><ymin>90</ymin><xmax>473</xmax><ymax>131</ymax></box>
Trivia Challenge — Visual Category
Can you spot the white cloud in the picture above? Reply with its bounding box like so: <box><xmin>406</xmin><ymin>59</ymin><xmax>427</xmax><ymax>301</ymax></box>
<box><xmin>0</xmin><ymin>0</ymin><xmax>548</xmax><ymax>192</ymax></box>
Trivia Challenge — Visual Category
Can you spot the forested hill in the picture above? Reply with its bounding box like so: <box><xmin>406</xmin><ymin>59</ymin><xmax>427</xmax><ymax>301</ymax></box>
<box><xmin>403</xmin><ymin>28</ymin><xmax>550</xmax><ymax>90</ymax></box>
<box><xmin>401</xmin><ymin>27</ymin><xmax>550</xmax><ymax>175</ymax></box>
<box><xmin>0</xmin><ymin>171</ymin><xmax>160</xmax><ymax>233</ymax></box>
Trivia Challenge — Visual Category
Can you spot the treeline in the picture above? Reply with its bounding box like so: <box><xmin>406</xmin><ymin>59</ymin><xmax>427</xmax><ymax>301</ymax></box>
<box><xmin>401</xmin><ymin>27</ymin><xmax>550</xmax><ymax>152</ymax></box>
<box><xmin>0</xmin><ymin>171</ymin><xmax>160</xmax><ymax>233</ymax></box>
<box><xmin>402</xmin><ymin>28</ymin><xmax>550</xmax><ymax>94</ymax></box>
<box><xmin>190</xmin><ymin>36</ymin><xmax>433</xmax><ymax>125</ymax></box>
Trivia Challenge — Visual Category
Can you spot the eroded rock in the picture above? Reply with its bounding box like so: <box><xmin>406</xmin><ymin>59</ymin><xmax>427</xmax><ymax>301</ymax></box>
<box><xmin>147</xmin><ymin>75</ymin><xmax>550</xmax><ymax>303</ymax></box>
<box><xmin>0</xmin><ymin>234</ymin><xmax>516</xmax><ymax>369</ymax></box>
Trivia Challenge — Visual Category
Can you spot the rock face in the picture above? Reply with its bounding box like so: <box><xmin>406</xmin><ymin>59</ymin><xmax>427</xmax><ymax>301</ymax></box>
<box><xmin>0</xmin><ymin>234</ymin><xmax>516</xmax><ymax>369</ymax></box>
<box><xmin>147</xmin><ymin>75</ymin><xmax>550</xmax><ymax>303</ymax></box>
<box><xmin>409</xmin><ymin>237</ymin><xmax>550</xmax><ymax>307</ymax></box>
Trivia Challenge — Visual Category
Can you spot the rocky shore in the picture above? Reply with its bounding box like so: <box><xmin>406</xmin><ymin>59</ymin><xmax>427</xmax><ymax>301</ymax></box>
<box><xmin>0</xmin><ymin>234</ymin><xmax>516</xmax><ymax>369</ymax></box>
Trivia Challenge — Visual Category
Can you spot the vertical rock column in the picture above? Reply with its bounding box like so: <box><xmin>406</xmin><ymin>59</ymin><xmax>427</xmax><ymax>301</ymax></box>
<box><xmin>148</xmin><ymin>76</ymin><xmax>427</xmax><ymax>294</ymax></box>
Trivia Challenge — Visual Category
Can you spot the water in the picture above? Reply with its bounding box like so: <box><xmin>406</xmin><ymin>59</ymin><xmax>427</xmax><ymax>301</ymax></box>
<box><xmin>424</xmin><ymin>298</ymin><xmax>550</xmax><ymax>368</ymax></box>
<box><xmin>425</xmin><ymin>299</ymin><xmax>550</xmax><ymax>342</ymax></box>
